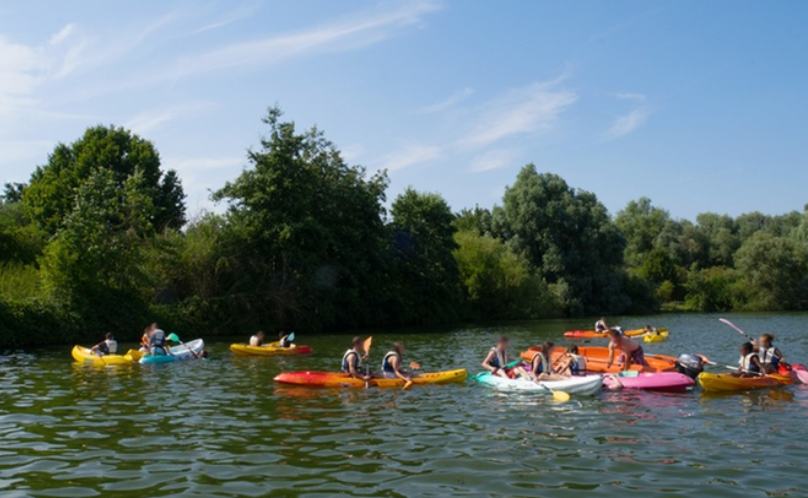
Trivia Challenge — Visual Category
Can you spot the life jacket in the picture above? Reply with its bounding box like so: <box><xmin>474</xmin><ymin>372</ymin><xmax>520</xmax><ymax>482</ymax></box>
<box><xmin>150</xmin><ymin>329</ymin><xmax>167</xmax><ymax>354</ymax></box>
<box><xmin>570</xmin><ymin>354</ymin><xmax>586</xmax><ymax>375</ymax></box>
<box><xmin>381</xmin><ymin>351</ymin><xmax>401</xmax><ymax>373</ymax></box>
<box><xmin>531</xmin><ymin>352</ymin><xmax>548</xmax><ymax>375</ymax></box>
<box><xmin>341</xmin><ymin>348</ymin><xmax>361</xmax><ymax>373</ymax></box>
<box><xmin>759</xmin><ymin>346</ymin><xmax>780</xmax><ymax>367</ymax></box>
<box><xmin>279</xmin><ymin>335</ymin><xmax>291</xmax><ymax>348</ymax></box>
<box><xmin>105</xmin><ymin>339</ymin><xmax>118</xmax><ymax>354</ymax></box>
<box><xmin>486</xmin><ymin>347</ymin><xmax>507</xmax><ymax>369</ymax></box>
<box><xmin>739</xmin><ymin>352</ymin><xmax>760</xmax><ymax>374</ymax></box>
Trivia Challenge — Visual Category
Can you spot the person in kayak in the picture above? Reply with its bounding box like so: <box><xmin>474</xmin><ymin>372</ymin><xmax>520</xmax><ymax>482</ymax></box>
<box><xmin>341</xmin><ymin>336</ymin><xmax>371</xmax><ymax>381</ymax></box>
<box><xmin>644</xmin><ymin>324</ymin><xmax>661</xmax><ymax>336</ymax></box>
<box><xmin>148</xmin><ymin>324</ymin><xmax>168</xmax><ymax>355</ymax></box>
<box><xmin>595</xmin><ymin>318</ymin><xmax>609</xmax><ymax>333</ymax></box>
<box><xmin>738</xmin><ymin>342</ymin><xmax>763</xmax><ymax>376</ymax></box>
<box><xmin>90</xmin><ymin>333</ymin><xmax>118</xmax><ymax>356</ymax></box>
<box><xmin>278</xmin><ymin>331</ymin><xmax>292</xmax><ymax>348</ymax></box>
<box><xmin>381</xmin><ymin>342</ymin><xmax>411</xmax><ymax>381</ymax></box>
<box><xmin>249</xmin><ymin>331</ymin><xmax>266</xmax><ymax>347</ymax></box>
<box><xmin>757</xmin><ymin>333</ymin><xmax>784</xmax><ymax>373</ymax></box>
<box><xmin>525</xmin><ymin>343</ymin><xmax>567</xmax><ymax>381</ymax></box>
<box><xmin>606</xmin><ymin>328</ymin><xmax>648</xmax><ymax>371</ymax></box>
<box><xmin>556</xmin><ymin>345</ymin><xmax>586</xmax><ymax>376</ymax></box>
<box><xmin>482</xmin><ymin>336</ymin><xmax>516</xmax><ymax>378</ymax></box>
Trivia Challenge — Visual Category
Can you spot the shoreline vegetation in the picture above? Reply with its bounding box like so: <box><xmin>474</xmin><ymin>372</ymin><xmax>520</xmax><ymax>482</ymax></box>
<box><xmin>2</xmin><ymin>106</ymin><xmax>808</xmax><ymax>349</ymax></box>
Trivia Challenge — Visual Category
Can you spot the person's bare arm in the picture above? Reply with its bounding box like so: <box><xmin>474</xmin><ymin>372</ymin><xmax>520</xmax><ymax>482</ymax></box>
<box><xmin>481</xmin><ymin>351</ymin><xmax>497</xmax><ymax>373</ymax></box>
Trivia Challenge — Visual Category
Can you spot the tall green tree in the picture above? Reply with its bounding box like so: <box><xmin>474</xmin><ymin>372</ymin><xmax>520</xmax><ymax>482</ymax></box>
<box><xmin>23</xmin><ymin>126</ymin><xmax>185</xmax><ymax>233</ymax></box>
<box><xmin>493</xmin><ymin>165</ymin><xmax>628</xmax><ymax>314</ymax></box>
<box><xmin>388</xmin><ymin>188</ymin><xmax>463</xmax><ymax>324</ymax></box>
<box><xmin>212</xmin><ymin>107</ymin><xmax>389</xmax><ymax>330</ymax></box>
<box><xmin>734</xmin><ymin>232</ymin><xmax>808</xmax><ymax>310</ymax></box>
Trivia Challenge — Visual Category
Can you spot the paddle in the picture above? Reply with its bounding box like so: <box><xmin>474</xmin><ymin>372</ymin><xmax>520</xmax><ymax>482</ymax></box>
<box><xmin>287</xmin><ymin>331</ymin><xmax>296</xmax><ymax>343</ymax></box>
<box><xmin>718</xmin><ymin>318</ymin><xmax>753</xmax><ymax>340</ymax></box>
<box><xmin>699</xmin><ymin>354</ymin><xmax>764</xmax><ymax>376</ymax></box>
<box><xmin>551</xmin><ymin>390</ymin><xmax>571</xmax><ymax>402</ymax></box>
<box><xmin>362</xmin><ymin>336</ymin><xmax>373</xmax><ymax>388</ymax></box>
<box><xmin>169</xmin><ymin>333</ymin><xmax>199</xmax><ymax>360</ymax></box>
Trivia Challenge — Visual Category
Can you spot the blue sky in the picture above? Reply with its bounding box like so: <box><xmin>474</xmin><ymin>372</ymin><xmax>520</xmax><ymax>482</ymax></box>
<box><xmin>1</xmin><ymin>1</ymin><xmax>806</xmax><ymax>219</ymax></box>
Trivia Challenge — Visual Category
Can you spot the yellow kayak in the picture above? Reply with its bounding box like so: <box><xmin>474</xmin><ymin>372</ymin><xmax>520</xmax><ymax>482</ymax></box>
<box><xmin>643</xmin><ymin>329</ymin><xmax>670</xmax><ymax>343</ymax></box>
<box><xmin>230</xmin><ymin>342</ymin><xmax>312</xmax><ymax>356</ymax></box>
<box><xmin>71</xmin><ymin>346</ymin><xmax>142</xmax><ymax>366</ymax></box>
<box><xmin>698</xmin><ymin>372</ymin><xmax>792</xmax><ymax>392</ymax></box>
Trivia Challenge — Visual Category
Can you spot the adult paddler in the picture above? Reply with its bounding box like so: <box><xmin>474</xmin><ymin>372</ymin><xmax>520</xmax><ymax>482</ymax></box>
<box><xmin>341</xmin><ymin>336</ymin><xmax>371</xmax><ymax>383</ymax></box>
<box><xmin>606</xmin><ymin>327</ymin><xmax>648</xmax><ymax>371</ymax></box>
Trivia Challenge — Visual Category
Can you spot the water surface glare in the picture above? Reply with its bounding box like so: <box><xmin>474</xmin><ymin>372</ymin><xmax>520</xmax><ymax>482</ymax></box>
<box><xmin>2</xmin><ymin>313</ymin><xmax>808</xmax><ymax>497</ymax></box>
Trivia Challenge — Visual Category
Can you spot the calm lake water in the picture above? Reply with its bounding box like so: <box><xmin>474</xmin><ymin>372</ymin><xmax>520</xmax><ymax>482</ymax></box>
<box><xmin>2</xmin><ymin>313</ymin><xmax>808</xmax><ymax>497</ymax></box>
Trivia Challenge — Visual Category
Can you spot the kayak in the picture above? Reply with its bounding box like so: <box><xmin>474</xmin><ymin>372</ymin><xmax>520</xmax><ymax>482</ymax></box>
<box><xmin>603</xmin><ymin>371</ymin><xmax>694</xmax><ymax>392</ymax></box>
<box><xmin>139</xmin><ymin>339</ymin><xmax>205</xmax><ymax>364</ymax></box>
<box><xmin>230</xmin><ymin>342</ymin><xmax>312</xmax><ymax>356</ymax></box>
<box><xmin>71</xmin><ymin>346</ymin><xmax>142</xmax><ymax>366</ymax></box>
<box><xmin>698</xmin><ymin>372</ymin><xmax>792</xmax><ymax>392</ymax></box>
<box><xmin>643</xmin><ymin>329</ymin><xmax>670</xmax><ymax>343</ymax></box>
<box><xmin>791</xmin><ymin>363</ymin><xmax>808</xmax><ymax>384</ymax></box>
<box><xmin>564</xmin><ymin>328</ymin><xmax>652</xmax><ymax>339</ymax></box>
<box><xmin>473</xmin><ymin>372</ymin><xmax>603</xmax><ymax>395</ymax></box>
<box><xmin>273</xmin><ymin>368</ymin><xmax>467</xmax><ymax>388</ymax></box>
<box><xmin>521</xmin><ymin>346</ymin><xmax>677</xmax><ymax>373</ymax></box>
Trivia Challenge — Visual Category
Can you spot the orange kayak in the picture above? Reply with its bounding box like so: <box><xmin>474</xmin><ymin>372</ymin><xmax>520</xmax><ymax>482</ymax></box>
<box><xmin>521</xmin><ymin>345</ymin><xmax>677</xmax><ymax>373</ymax></box>
<box><xmin>563</xmin><ymin>328</ymin><xmax>649</xmax><ymax>339</ymax></box>
<box><xmin>273</xmin><ymin>369</ymin><xmax>468</xmax><ymax>388</ymax></box>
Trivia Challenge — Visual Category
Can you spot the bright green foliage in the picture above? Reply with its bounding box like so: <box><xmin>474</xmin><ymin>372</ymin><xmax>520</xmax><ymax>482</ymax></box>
<box><xmin>23</xmin><ymin>126</ymin><xmax>185</xmax><ymax>233</ymax></box>
<box><xmin>0</xmin><ymin>202</ymin><xmax>45</xmax><ymax>265</ymax></box>
<box><xmin>734</xmin><ymin>232</ymin><xmax>808</xmax><ymax>310</ymax></box>
<box><xmin>388</xmin><ymin>189</ymin><xmax>463</xmax><ymax>324</ymax></box>
<box><xmin>454</xmin><ymin>206</ymin><xmax>493</xmax><ymax>235</ymax></box>
<box><xmin>40</xmin><ymin>168</ymin><xmax>155</xmax><ymax>300</ymax></box>
<box><xmin>684</xmin><ymin>266</ymin><xmax>741</xmax><ymax>312</ymax></box>
<box><xmin>494</xmin><ymin>165</ymin><xmax>627</xmax><ymax>314</ymax></box>
<box><xmin>453</xmin><ymin>230</ymin><xmax>557</xmax><ymax>320</ymax></box>
<box><xmin>616</xmin><ymin>198</ymin><xmax>674</xmax><ymax>267</ymax></box>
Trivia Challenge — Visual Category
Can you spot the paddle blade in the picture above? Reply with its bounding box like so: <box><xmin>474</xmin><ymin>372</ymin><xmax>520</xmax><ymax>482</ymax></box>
<box><xmin>402</xmin><ymin>380</ymin><xmax>413</xmax><ymax>391</ymax></box>
<box><xmin>363</xmin><ymin>336</ymin><xmax>373</xmax><ymax>355</ymax></box>
<box><xmin>719</xmin><ymin>318</ymin><xmax>749</xmax><ymax>338</ymax></box>
<box><xmin>552</xmin><ymin>390</ymin><xmax>570</xmax><ymax>402</ymax></box>
<box><xmin>287</xmin><ymin>332</ymin><xmax>295</xmax><ymax>343</ymax></box>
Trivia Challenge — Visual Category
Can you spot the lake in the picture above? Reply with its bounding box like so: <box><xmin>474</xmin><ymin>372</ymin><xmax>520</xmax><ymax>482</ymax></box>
<box><xmin>2</xmin><ymin>313</ymin><xmax>808</xmax><ymax>497</ymax></box>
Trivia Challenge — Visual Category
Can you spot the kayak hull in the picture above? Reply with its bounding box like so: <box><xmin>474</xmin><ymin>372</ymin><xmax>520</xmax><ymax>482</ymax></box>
<box><xmin>603</xmin><ymin>372</ymin><xmax>694</xmax><ymax>392</ymax></box>
<box><xmin>71</xmin><ymin>346</ymin><xmax>142</xmax><ymax>366</ymax></box>
<box><xmin>521</xmin><ymin>346</ymin><xmax>677</xmax><ymax>373</ymax></box>
<box><xmin>273</xmin><ymin>369</ymin><xmax>467</xmax><ymax>388</ymax></box>
<box><xmin>474</xmin><ymin>372</ymin><xmax>603</xmax><ymax>395</ymax></box>
<box><xmin>230</xmin><ymin>343</ymin><xmax>312</xmax><ymax>356</ymax></box>
<box><xmin>643</xmin><ymin>330</ymin><xmax>669</xmax><ymax>343</ymax></box>
<box><xmin>698</xmin><ymin>372</ymin><xmax>792</xmax><ymax>392</ymax></box>
<box><xmin>563</xmin><ymin>328</ymin><xmax>653</xmax><ymax>339</ymax></box>
<box><xmin>139</xmin><ymin>339</ymin><xmax>205</xmax><ymax>364</ymax></box>
<box><xmin>792</xmin><ymin>364</ymin><xmax>808</xmax><ymax>384</ymax></box>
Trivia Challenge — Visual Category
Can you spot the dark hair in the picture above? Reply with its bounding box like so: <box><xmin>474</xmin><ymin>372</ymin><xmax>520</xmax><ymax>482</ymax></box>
<box><xmin>278</xmin><ymin>331</ymin><xmax>285</xmax><ymax>338</ymax></box>
<box><xmin>352</xmin><ymin>336</ymin><xmax>362</xmax><ymax>346</ymax></box>
<box><xmin>568</xmin><ymin>345</ymin><xmax>578</xmax><ymax>354</ymax></box>
<box><xmin>762</xmin><ymin>333</ymin><xmax>775</xmax><ymax>343</ymax></box>
<box><xmin>105</xmin><ymin>332</ymin><xmax>113</xmax><ymax>340</ymax></box>
<box><xmin>542</xmin><ymin>342</ymin><xmax>554</xmax><ymax>351</ymax></box>
<box><xmin>741</xmin><ymin>342</ymin><xmax>754</xmax><ymax>354</ymax></box>
<box><xmin>256</xmin><ymin>331</ymin><xmax>265</xmax><ymax>337</ymax></box>
<box><xmin>393</xmin><ymin>341</ymin><xmax>403</xmax><ymax>352</ymax></box>
<box><xmin>497</xmin><ymin>336</ymin><xmax>509</xmax><ymax>343</ymax></box>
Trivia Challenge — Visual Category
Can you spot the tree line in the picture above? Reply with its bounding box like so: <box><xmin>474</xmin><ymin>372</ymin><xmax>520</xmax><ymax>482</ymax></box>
<box><xmin>1</xmin><ymin>107</ymin><xmax>807</xmax><ymax>348</ymax></box>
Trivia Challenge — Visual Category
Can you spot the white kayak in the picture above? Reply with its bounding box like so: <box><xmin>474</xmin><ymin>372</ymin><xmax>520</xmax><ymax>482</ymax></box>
<box><xmin>139</xmin><ymin>339</ymin><xmax>205</xmax><ymax>364</ymax></box>
<box><xmin>474</xmin><ymin>372</ymin><xmax>603</xmax><ymax>396</ymax></box>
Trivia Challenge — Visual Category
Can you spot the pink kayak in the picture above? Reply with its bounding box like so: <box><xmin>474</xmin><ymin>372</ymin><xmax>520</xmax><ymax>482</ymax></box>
<box><xmin>603</xmin><ymin>372</ymin><xmax>695</xmax><ymax>392</ymax></box>
<box><xmin>791</xmin><ymin>364</ymin><xmax>808</xmax><ymax>384</ymax></box>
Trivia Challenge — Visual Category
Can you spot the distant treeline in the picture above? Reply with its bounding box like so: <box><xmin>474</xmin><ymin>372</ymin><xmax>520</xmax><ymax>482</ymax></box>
<box><xmin>2</xmin><ymin>107</ymin><xmax>807</xmax><ymax>348</ymax></box>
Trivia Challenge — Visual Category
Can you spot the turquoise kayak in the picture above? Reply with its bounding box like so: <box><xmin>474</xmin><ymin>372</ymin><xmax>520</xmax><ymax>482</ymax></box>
<box><xmin>139</xmin><ymin>339</ymin><xmax>205</xmax><ymax>364</ymax></box>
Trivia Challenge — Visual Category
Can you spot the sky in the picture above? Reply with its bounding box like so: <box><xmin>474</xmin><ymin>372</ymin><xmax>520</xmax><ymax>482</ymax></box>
<box><xmin>1</xmin><ymin>0</ymin><xmax>807</xmax><ymax>220</ymax></box>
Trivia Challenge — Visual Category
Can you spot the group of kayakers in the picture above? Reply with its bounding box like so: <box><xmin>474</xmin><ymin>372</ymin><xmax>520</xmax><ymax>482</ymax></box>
<box><xmin>339</xmin><ymin>336</ymin><xmax>415</xmax><ymax>383</ymax></box>
<box><xmin>738</xmin><ymin>333</ymin><xmax>784</xmax><ymax>375</ymax></box>
<box><xmin>89</xmin><ymin>323</ymin><xmax>209</xmax><ymax>359</ymax></box>
<box><xmin>249</xmin><ymin>330</ymin><xmax>294</xmax><ymax>348</ymax></box>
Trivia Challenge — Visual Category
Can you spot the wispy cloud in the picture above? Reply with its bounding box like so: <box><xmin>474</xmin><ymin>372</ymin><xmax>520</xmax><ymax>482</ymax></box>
<box><xmin>605</xmin><ymin>92</ymin><xmax>650</xmax><ymax>140</ymax></box>
<box><xmin>49</xmin><ymin>23</ymin><xmax>76</xmax><ymax>46</ymax></box>
<box><xmin>173</xmin><ymin>0</ymin><xmax>441</xmax><ymax>78</ymax></box>
<box><xmin>457</xmin><ymin>78</ymin><xmax>577</xmax><ymax>149</ymax></box>
<box><xmin>124</xmin><ymin>102</ymin><xmax>215</xmax><ymax>134</ymax></box>
<box><xmin>190</xmin><ymin>2</ymin><xmax>262</xmax><ymax>35</ymax></box>
<box><xmin>378</xmin><ymin>144</ymin><xmax>442</xmax><ymax>172</ymax></box>
<box><xmin>470</xmin><ymin>149</ymin><xmax>517</xmax><ymax>173</ymax></box>
<box><xmin>415</xmin><ymin>87</ymin><xmax>474</xmax><ymax>114</ymax></box>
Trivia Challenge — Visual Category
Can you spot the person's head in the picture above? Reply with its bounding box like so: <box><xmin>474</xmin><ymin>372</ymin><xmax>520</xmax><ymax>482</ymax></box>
<box><xmin>256</xmin><ymin>331</ymin><xmax>265</xmax><ymax>340</ymax></box>
<box><xmin>496</xmin><ymin>336</ymin><xmax>509</xmax><ymax>350</ymax></box>
<box><xmin>567</xmin><ymin>345</ymin><xmax>579</xmax><ymax>354</ymax></box>
<box><xmin>105</xmin><ymin>332</ymin><xmax>113</xmax><ymax>340</ymax></box>
<box><xmin>277</xmin><ymin>331</ymin><xmax>285</xmax><ymax>338</ymax></box>
<box><xmin>392</xmin><ymin>341</ymin><xmax>405</xmax><ymax>354</ymax></box>
<box><xmin>149</xmin><ymin>322</ymin><xmax>158</xmax><ymax>331</ymax></box>
<box><xmin>599</xmin><ymin>317</ymin><xmax>606</xmax><ymax>323</ymax></box>
<box><xmin>759</xmin><ymin>333</ymin><xmax>774</xmax><ymax>347</ymax></box>
<box><xmin>542</xmin><ymin>341</ymin><xmax>554</xmax><ymax>352</ymax></box>
<box><xmin>741</xmin><ymin>342</ymin><xmax>754</xmax><ymax>355</ymax></box>
<box><xmin>352</xmin><ymin>336</ymin><xmax>363</xmax><ymax>351</ymax></box>
<box><xmin>608</xmin><ymin>328</ymin><xmax>623</xmax><ymax>340</ymax></box>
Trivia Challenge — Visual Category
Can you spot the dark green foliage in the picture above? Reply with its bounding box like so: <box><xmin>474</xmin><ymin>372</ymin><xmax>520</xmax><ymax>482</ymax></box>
<box><xmin>22</xmin><ymin>125</ymin><xmax>185</xmax><ymax>233</ymax></box>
